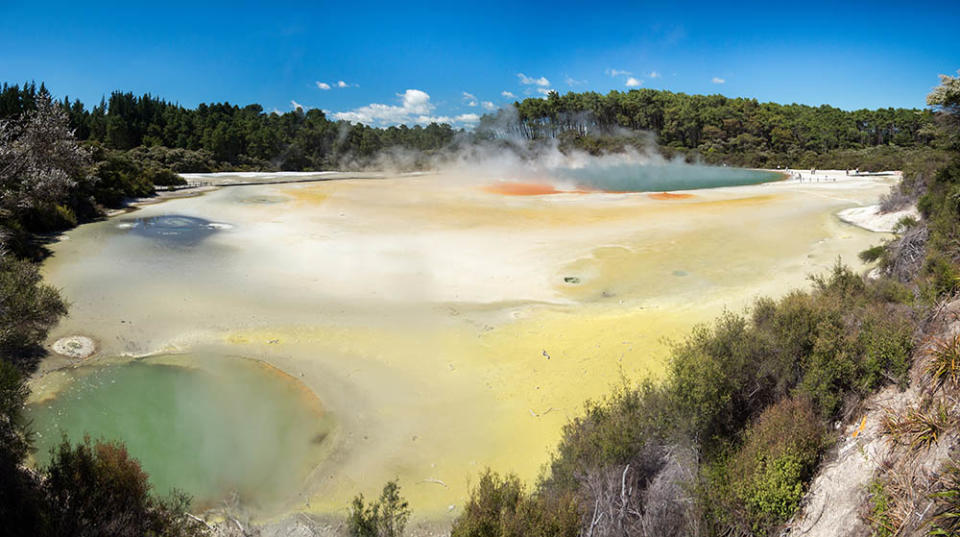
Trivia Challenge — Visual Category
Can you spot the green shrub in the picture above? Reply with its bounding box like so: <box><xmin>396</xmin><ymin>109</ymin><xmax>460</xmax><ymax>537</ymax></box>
<box><xmin>0</xmin><ymin>256</ymin><xmax>67</xmax><ymax>360</ymax></box>
<box><xmin>451</xmin><ymin>470</ymin><xmax>579</xmax><ymax>537</ymax></box>
<box><xmin>546</xmin><ymin>380</ymin><xmax>671</xmax><ymax>492</ymax></box>
<box><xmin>143</xmin><ymin>167</ymin><xmax>187</xmax><ymax>187</ymax></box>
<box><xmin>930</xmin><ymin>459</ymin><xmax>960</xmax><ymax>536</ymax></box>
<box><xmin>20</xmin><ymin>203</ymin><xmax>77</xmax><ymax>233</ymax></box>
<box><xmin>860</xmin><ymin>245</ymin><xmax>886</xmax><ymax>263</ymax></box>
<box><xmin>348</xmin><ymin>480</ymin><xmax>411</xmax><ymax>537</ymax></box>
<box><xmin>857</xmin><ymin>308</ymin><xmax>915</xmax><ymax>391</ymax></box>
<box><xmin>89</xmin><ymin>148</ymin><xmax>155</xmax><ymax>207</ymax></box>
<box><xmin>709</xmin><ymin>397</ymin><xmax>825</xmax><ymax>536</ymax></box>
<box><xmin>44</xmin><ymin>436</ymin><xmax>202</xmax><ymax>537</ymax></box>
<box><xmin>867</xmin><ymin>479</ymin><xmax>895</xmax><ymax>537</ymax></box>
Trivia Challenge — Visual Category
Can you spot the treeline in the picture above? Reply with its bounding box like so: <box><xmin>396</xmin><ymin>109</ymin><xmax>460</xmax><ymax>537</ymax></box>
<box><xmin>1</xmin><ymin>82</ymin><xmax>458</xmax><ymax>171</ymax></box>
<box><xmin>2</xmin><ymin>81</ymin><xmax>948</xmax><ymax>175</ymax></box>
<box><xmin>479</xmin><ymin>88</ymin><xmax>941</xmax><ymax>169</ymax></box>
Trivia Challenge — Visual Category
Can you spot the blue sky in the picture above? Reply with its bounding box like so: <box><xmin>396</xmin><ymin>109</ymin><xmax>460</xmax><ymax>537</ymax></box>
<box><xmin>1</xmin><ymin>1</ymin><xmax>958</xmax><ymax>127</ymax></box>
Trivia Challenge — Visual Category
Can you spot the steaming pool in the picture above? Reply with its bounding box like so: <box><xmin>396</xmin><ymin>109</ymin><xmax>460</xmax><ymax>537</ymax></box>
<box><xmin>30</xmin><ymin>165</ymin><xmax>895</xmax><ymax>523</ymax></box>
<box><xmin>556</xmin><ymin>161</ymin><xmax>783</xmax><ymax>192</ymax></box>
<box><xmin>27</xmin><ymin>355</ymin><xmax>332</xmax><ymax>511</ymax></box>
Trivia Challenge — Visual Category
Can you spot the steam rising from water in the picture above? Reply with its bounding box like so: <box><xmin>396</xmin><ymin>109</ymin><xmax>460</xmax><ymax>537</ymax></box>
<box><xmin>27</xmin><ymin>357</ymin><xmax>331</xmax><ymax>512</ymax></box>
<box><xmin>554</xmin><ymin>161</ymin><xmax>781</xmax><ymax>192</ymax></box>
<box><xmin>343</xmin><ymin>114</ymin><xmax>778</xmax><ymax>193</ymax></box>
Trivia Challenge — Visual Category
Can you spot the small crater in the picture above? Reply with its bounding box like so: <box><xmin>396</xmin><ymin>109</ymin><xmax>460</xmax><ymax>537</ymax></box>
<box><xmin>52</xmin><ymin>335</ymin><xmax>96</xmax><ymax>359</ymax></box>
<box><xmin>117</xmin><ymin>215</ymin><xmax>230</xmax><ymax>246</ymax></box>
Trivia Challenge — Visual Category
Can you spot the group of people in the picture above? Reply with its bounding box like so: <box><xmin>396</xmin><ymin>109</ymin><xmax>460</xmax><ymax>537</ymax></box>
<box><xmin>783</xmin><ymin>167</ymin><xmax>841</xmax><ymax>182</ymax></box>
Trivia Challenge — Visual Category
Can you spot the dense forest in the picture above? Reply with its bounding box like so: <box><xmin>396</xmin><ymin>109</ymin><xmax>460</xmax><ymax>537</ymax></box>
<box><xmin>490</xmin><ymin>89</ymin><xmax>945</xmax><ymax>170</ymax></box>
<box><xmin>0</xmin><ymin>82</ymin><xmax>458</xmax><ymax>171</ymax></box>
<box><xmin>0</xmin><ymin>81</ymin><xmax>947</xmax><ymax>176</ymax></box>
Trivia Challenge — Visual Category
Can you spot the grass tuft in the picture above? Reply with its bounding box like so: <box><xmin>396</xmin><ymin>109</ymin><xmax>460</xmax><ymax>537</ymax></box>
<box><xmin>926</xmin><ymin>333</ymin><xmax>960</xmax><ymax>393</ymax></box>
<box><xmin>880</xmin><ymin>402</ymin><xmax>951</xmax><ymax>452</ymax></box>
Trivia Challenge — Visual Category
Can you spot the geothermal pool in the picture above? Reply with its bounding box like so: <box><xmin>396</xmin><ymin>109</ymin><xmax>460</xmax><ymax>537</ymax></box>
<box><xmin>555</xmin><ymin>161</ymin><xmax>782</xmax><ymax>192</ymax></box>
<box><xmin>29</xmin><ymin>165</ymin><xmax>894</xmax><ymax>521</ymax></box>
<box><xmin>28</xmin><ymin>355</ymin><xmax>331</xmax><ymax>511</ymax></box>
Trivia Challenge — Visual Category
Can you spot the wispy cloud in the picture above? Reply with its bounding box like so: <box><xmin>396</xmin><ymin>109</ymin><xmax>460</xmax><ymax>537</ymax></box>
<box><xmin>501</xmin><ymin>90</ymin><xmax>516</xmax><ymax>98</ymax></box>
<box><xmin>333</xmin><ymin>89</ymin><xmax>434</xmax><ymax>125</ymax></box>
<box><xmin>565</xmin><ymin>76</ymin><xmax>586</xmax><ymax>86</ymax></box>
<box><xmin>291</xmin><ymin>100</ymin><xmax>305</xmax><ymax>111</ymax></box>
<box><xmin>316</xmin><ymin>81</ymin><xmax>331</xmax><ymax>90</ymax></box>
<box><xmin>482</xmin><ymin>101</ymin><xmax>497</xmax><ymax>111</ymax></box>
<box><xmin>517</xmin><ymin>73</ymin><xmax>550</xmax><ymax>86</ymax></box>
<box><xmin>649</xmin><ymin>71</ymin><xmax>661</xmax><ymax>79</ymax></box>
<box><xmin>332</xmin><ymin>89</ymin><xmax>476</xmax><ymax>126</ymax></box>
<box><xmin>462</xmin><ymin>91</ymin><xmax>478</xmax><ymax>106</ymax></box>
<box><xmin>606</xmin><ymin>68</ymin><xmax>632</xmax><ymax>77</ymax></box>
<box><xmin>536</xmin><ymin>88</ymin><xmax>555</xmax><ymax>96</ymax></box>
<box><xmin>625</xmin><ymin>77</ymin><xmax>642</xmax><ymax>87</ymax></box>
<box><xmin>711</xmin><ymin>77</ymin><xmax>725</xmax><ymax>84</ymax></box>
<box><xmin>337</xmin><ymin>80</ymin><xmax>352</xmax><ymax>88</ymax></box>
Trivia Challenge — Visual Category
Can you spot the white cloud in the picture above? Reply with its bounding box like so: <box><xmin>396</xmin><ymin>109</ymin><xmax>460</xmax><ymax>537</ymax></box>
<box><xmin>291</xmin><ymin>100</ymin><xmax>305</xmax><ymax>111</ymax></box>
<box><xmin>333</xmin><ymin>89</ymin><xmax>434</xmax><ymax>125</ymax></box>
<box><xmin>501</xmin><ymin>90</ymin><xmax>516</xmax><ymax>98</ymax></box>
<box><xmin>649</xmin><ymin>71</ymin><xmax>661</xmax><ymax>78</ymax></box>
<box><xmin>565</xmin><ymin>76</ymin><xmax>586</xmax><ymax>86</ymax></box>
<box><xmin>517</xmin><ymin>73</ymin><xmax>550</xmax><ymax>86</ymax></box>
<box><xmin>536</xmin><ymin>88</ymin><xmax>555</xmax><ymax>96</ymax></box>
<box><xmin>316</xmin><ymin>81</ymin><xmax>331</xmax><ymax>90</ymax></box>
<box><xmin>606</xmin><ymin>68</ymin><xmax>632</xmax><ymax>77</ymax></box>
<box><xmin>712</xmin><ymin>77</ymin><xmax>725</xmax><ymax>84</ymax></box>
<box><xmin>337</xmin><ymin>80</ymin><xmax>350</xmax><ymax>88</ymax></box>
<box><xmin>455</xmin><ymin>113</ymin><xmax>480</xmax><ymax>123</ymax></box>
<box><xmin>482</xmin><ymin>101</ymin><xmax>497</xmax><ymax>111</ymax></box>
<box><xmin>462</xmin><ymin>91</ymin><xmax>478</xmax><ymax>106</ymax></box>
<box><xmin>625</xmin><ymin>77</ymin><xmax>642</xmax><ymax>87</ymax></box>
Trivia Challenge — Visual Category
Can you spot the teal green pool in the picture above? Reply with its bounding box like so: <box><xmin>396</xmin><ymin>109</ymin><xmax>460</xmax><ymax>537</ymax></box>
<box><xmin>27</xmin><ymin>356</ymin><xmax>332</xmax><ymax>511</ymax></box>
<box><xmin>555</xmin><ymin>162</ymin><xmax>782</xmax><ymax>192</ymax></box>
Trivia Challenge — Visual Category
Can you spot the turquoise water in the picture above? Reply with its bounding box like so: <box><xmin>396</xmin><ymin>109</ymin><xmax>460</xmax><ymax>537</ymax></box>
<box><xmin>27</xmin><ymin>357</ymin><xmax>331</xmax><ymax>511</ymax></box>
<box><xmin>555</xmin><ymin>162</ymin><xmax>782</xmax><ymax>192</ymax></box>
